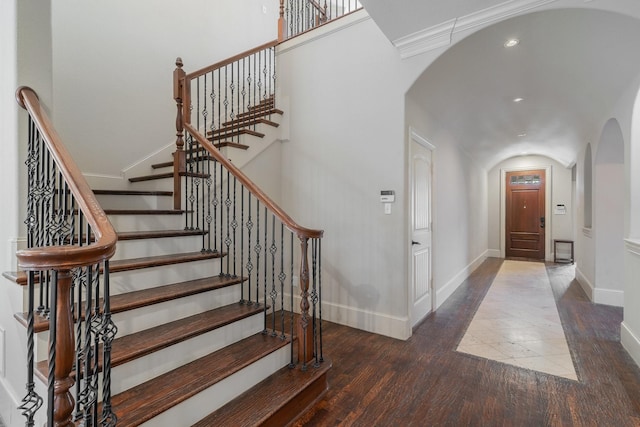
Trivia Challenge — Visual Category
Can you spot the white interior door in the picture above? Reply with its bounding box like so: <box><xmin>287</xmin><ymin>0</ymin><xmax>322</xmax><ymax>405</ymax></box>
<box><xmin>411</xmin><ymin>138</ymin><xmax>433</xmax><ymax>326</ymax></box>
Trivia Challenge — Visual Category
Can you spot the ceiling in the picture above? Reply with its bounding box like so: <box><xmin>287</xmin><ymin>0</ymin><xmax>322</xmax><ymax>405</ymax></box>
<box><xmin>361</xmin><ymin>1</ymin><xmax>640</xmax><ymax>170</ymax></box>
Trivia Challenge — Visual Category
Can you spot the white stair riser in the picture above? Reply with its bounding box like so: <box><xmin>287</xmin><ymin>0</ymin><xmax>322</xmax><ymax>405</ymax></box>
<box><xmin>139</xmin><ymin>343</ymin><xmax>291</xmax><ymax>427</ymax></box>
<box><xmin>112</xmin><ymin>284</ymin><xmax>242</xmax><ymax>336</ymax></box>
<box><xmin>96</xmin><ymin>194</ymin><xmax>174</xmax><ymax>211</ymax></box>
<box><xmin>111</xmin><ymin>313</ymin><xmax>265</xmax><ymax>395</ymax></box>
<box><xmin>107</xmin><ymin>214</ymin><xmax>184</xmax><ymax>232</ymax></box>
<box><xmin>110</xmin><ymin>260</ymin><xmax>222</xmax><ymax>294</ymax></box>
<box><xmin>112</xmin><ymin>235</ymin><xmax>205</xmax><ymax>260</ymax></box>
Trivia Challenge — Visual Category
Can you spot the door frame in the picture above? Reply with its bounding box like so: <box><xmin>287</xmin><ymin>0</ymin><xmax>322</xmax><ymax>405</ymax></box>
<box><xmin>500</xmin><ymin>165</ymin><xmax>552</xmax><ymax>261</ymax></box>
<box><xmin>408</xmin><ymin>127</ymin><xmax>436</xmax><ymax>326</ymax></box>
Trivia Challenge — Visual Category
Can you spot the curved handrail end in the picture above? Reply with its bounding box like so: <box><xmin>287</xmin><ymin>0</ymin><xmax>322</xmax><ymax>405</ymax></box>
<box><xmin>15</xmin><ymin>86</ymin><xmax>38</xmax><ymax>110</ymax></box>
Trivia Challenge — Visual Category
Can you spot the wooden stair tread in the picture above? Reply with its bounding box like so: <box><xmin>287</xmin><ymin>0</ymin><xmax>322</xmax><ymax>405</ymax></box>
<box><xmin>15</xmin><ymin>275</ymin><xmax>244</xmax><ymax>333</ymax></box>
<box><xmin>117</xmin><ymin>229</ymin><xmax>207</xmax><ymax>240</ymax></box>
<box><xmin>4</xmin><ymin>250</ymin><xmax>217</xmax><ymax>286</ymax></box>
<box><xmin>110</xmin><ymin>251</ymin><xmax>224</xmax><ymax>273</ymax></box>
<box><xmin>220</xmin><ymin>117</ymin><xmax>280</xmax><ymax>131</ymax></box>
<box><xmin>35</xmin><ymin>302</ymin><xmax>264</xmax><ymax>382</ymax></box>
<box><xmin>93</xmin><ymin>189</ymin><xmax>173</xmax><ymax>196</ymax></box>
<box><xmin>105</xmin><ymin>208</ymin><xmax>184</xmax><ymax>215</ymax></box>
<box><xmin>151</xmin><ymin>161</ymin><xmax>173</xmax><ymax>169</ymax></box>
<box><xmin>193</xmin><ymin>360</ymin><xmax>331</xmax><ymax>427</ymax></box>
<box><xmin>128</xmin><ymin>171</ymin><xmax>209</xmax><ymax>183</ymax></box>
<box><xmin>236</xmin><ymin>107</ymin><xmax>283</xmax><ymax>120</ymax></box>
<box><xmin>215</xmin><ymin>141</ymin><xmax>250</xmax><ymax>150</ymax></box>
<box><xmin>111</xmin><ymin>333</ymin><xmax>291</xmax><ymax>427</ymax></box>
<box><xmin>207</xmin><ymin>128</ymin><xmax>265</xmax><ymax>141</ymax></box>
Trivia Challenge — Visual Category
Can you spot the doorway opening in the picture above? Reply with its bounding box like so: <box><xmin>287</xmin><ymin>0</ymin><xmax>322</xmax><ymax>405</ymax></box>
<box><xmin>500</xmin><ymin>166</ymin><xmax>551</xmax><ymax>261</ymax></box>
<box><xmin>505</xmin><ymin>169</ymin><xmax>546</xmax><ymax>260</ymax></box>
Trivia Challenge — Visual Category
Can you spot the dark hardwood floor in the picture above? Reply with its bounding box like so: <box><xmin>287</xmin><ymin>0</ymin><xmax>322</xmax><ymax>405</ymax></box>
<box><xmin>298</xmin><ymin>258</ymin><xmax>640</xmax><ymax>426</ymax></box>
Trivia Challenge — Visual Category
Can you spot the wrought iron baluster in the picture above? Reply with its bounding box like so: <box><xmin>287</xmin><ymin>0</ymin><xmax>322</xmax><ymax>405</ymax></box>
<box><xmin>263</xmin><ymin>206</ymin><xmax>269</xmax><ymax>333</ymax></box>
<box><xmin>246</xmin><ymin>194</ymin><xmax>253</xmax><ymax>303</ymax></box>
<box><xmin>225</xmin><ymin>169</ymin><xmax>232</xmax><ymax>275</ymax></box>
<box><xmin>289</xmin><ymin>232</ymin><xmax>295</xmax><ymax>367</ymax></box>
<box><xmin>213</xmin><ymin>156</ymin><xmax>218</xmax><ymax>253</ymax></box>
<box><xmin>91</xmin><ymin>262</ymin><xmax>102</xmax><ymax>425</ymax></box>
<box><xmin>270</xmin><ymin>215</ymin><xmax>278</xmax><ymax>336</ymax></box>
<box><xmin>19</xmin><ymin>271</ymin><xmax>43</xmax><ymax>426</ymax></box>
<box><xmin>101</xmin><ymin>260</ymin><xmax>118</xmax><ymax>427</ymax></box>
<box><xmin>232</xmin><ymin>176</ymin><xmax>238</xmax><ymax>277</ymax></box>
<box><xmin>318</xmin><ymin>238</ymin><xmax>324</xmax><ymax>362</ymax></box>
<box><xmin>279</xmin><ymin>225</ymin><xmax>287</xmax><ymax>340</ymax></box>
<box><xmin>255</xmin><ymin>200</ymin><xmax>261</xmax><ymax>307</ymax></box>
<box><xmin>73</xmin><ymin>267</ymin><xmax>83</xmax><ymax>422</ymax></box>
<box><xmin>205</xmin><ymin>151</ymin><xmax>212</xmax><ymax>252</ymax></box>
<box><xmin>312</xmin><ymin>238</ymin><xmax>319</xmax><ymax>366</ymax></box>
<box><xmin>240</xmin><ymin>186</ymin><xmax>245</xmax><ymax>303</ymax></box>
<box><xmin>219</xmin><ymin>159</ymin><xmax>224</xmax><ymax>266</ymax></box>
<box><xmin>47</xmin><ymin>270</ymin><xmax>58</xmax><ymax>425</ymax></box>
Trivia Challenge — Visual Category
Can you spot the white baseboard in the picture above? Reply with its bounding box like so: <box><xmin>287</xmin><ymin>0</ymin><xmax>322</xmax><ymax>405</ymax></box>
<box><xmin>288</xmin><ymin>292</ymin><xmax>411</xmax><ymax>340</ymax></box>
<box><xmin>593</xmin><ymin>288</ymin><xmax>624</xmax><ymax>307</ymax></box>
<box><xmin>435</xmin><ymin>250</ymin><xmax>488</xmax><ymax>310</ymax></box>
<box><xmin>289</xmin><ymin>250</ymin><xmax>490</xmax><ymax>341</ymax></box>
<box><xmin>575</xmin><ymin>267</ymin><xmax>623</xmax><ymax>306</ymax></box>
<box><xmin>322</xmin><ymin>300</ymin><xmax>411</xmax><ymax>340</ymax></box>
<box><xmin>621</xmin><ymin>322</ymin><xmax>640</xmax><ymax>370</ymax></box>
<box><xmin>575</xmin><ymin>267</ymin><xmax>594</xmax><ymax>301</ymax></box>
<box><xmin>487</xmin><ymin>249</ymin><xmax>501</xmax><ymax>258</ymax></box>
<box><xmin>0</xmin><ymin>376</ymin><xmax>22</xmax><ymax>427</ymax></box>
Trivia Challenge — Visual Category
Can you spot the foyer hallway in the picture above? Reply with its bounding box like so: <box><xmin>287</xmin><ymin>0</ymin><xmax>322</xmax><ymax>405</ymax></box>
<box><xmin>298</xmin><ymin>258</ymin><xmax>640</xmax><ymax>426</ymax></box>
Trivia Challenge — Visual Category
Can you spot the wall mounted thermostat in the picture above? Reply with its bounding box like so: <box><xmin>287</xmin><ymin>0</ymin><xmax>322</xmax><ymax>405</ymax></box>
<box><xmin>380</xmin><ymin>190</ymin><xmax>395</xmax><ymax>203</ymax></box>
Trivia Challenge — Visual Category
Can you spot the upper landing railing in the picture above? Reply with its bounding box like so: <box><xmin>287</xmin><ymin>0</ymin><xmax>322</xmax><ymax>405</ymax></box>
<box><xmin>279</xmin><ymin>0</ymin><xmax>363</xmax><ymax>40</ymax></box>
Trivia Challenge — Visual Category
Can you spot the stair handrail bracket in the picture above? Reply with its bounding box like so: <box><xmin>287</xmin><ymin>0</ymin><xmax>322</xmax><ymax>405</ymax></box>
<box><xmin>15</xmin><ymin>86</ymin><xmax>118</xmax><ymax>427</ymax></box>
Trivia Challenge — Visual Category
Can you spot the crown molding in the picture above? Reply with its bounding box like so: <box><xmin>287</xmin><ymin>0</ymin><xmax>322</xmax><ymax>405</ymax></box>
<box><xmin>455</xmin><ymin>0</ymin><xmax>557</xmax><ymax>34</ymax></box>
<box><xmin>393</xmin><ymin>19</ymin><xmax>456</xmax><ymax>59</ymax></box>
<box><xmin>393</xmin><ymin>0</ymin><xmax>558</xmax><ymax>59</ymax></box>
<box><xmin>625</xmin><ymin>238</ymin><xmax>640</xmax><ymax>257</ymax></box>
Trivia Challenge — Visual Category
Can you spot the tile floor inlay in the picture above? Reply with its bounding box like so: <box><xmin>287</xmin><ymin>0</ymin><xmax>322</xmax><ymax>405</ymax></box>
<box><xmin>456</xmin><ymin>260</ymin><xmax>578</xmax><ymax>380</ymax></box>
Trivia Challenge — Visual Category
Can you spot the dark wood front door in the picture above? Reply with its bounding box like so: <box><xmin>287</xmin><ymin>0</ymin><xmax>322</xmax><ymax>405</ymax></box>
<box><xmin>506</xmin><ymin>170</ymin><xmax>545</xmax><ymax>260</ymax></box>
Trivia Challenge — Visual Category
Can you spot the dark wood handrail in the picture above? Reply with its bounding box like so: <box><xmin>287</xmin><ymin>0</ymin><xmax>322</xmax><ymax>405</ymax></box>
<box><xmin>183</xmin><ymin>122</ymin><xmax>323</xmax><ymax>240</ymax></box>
<box><xmin>185</xmin><ymin>39</ymin><xmax>280</xmax><ymax>81</ymax></box>
<box><xmin>15</xmin><ymin>86</ymin><xmax>117</xmax><ymax>271</ymax></box>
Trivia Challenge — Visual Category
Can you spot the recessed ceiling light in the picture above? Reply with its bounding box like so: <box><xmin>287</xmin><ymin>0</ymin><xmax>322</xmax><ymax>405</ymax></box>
<box><xmin>513</xmin><ymin>97</ymin><xmax>524</xmax><ymax>103</ymax></box>
<box><xmin>518</xmin><ymin>133</ymin><xmax>527</xmax><ymax>137</ymax></box>
<box><xmin>504</xmin><ymin>38</ymin><xmax>520</xmax><ymax>48</ymax></box>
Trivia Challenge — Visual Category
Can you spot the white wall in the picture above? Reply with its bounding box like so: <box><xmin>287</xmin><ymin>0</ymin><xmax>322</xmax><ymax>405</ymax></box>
<box><xmin>406</xmin><ymin>98</ymin><xmax>488</xmax><ymax>309</ymax></box>
<box><xmin>487</xmin><ymin>155</ymin><xmax>574</xmax><ymax>260</ymax></box>
<box><xmin>1</xmin><ymin>1</ymin><xmax>51</xmax><ymax>425</ymax></box>
<box><xmin>277</xmin><ymin>15</ymin><xmax>434</xmax><ymax>339</ymax></box>
<box><xmin>593</xmin><ymin>119</ymin><xmax>625</xmax><ymax>306</ymax></box>
<box><xmin>51</xmin><ymin>0</ymin><xmax>280</xmax><ymax>182</ymax></box>
<box><xmin>622</xmin><ymin>76</ymin><xmax>640</xmax><ymax>367</ymax></box>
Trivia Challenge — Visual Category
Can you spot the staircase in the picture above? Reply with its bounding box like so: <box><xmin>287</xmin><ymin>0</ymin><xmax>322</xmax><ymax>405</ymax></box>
<box><xmin>8</xmin><ymin>151</ymin><xmax>329</xmax><ymax>426</ymax></box>
<box><xmin>12</xmin><ymin>76</ymin><xmax>328</xmax><ymax>425</ymax></box>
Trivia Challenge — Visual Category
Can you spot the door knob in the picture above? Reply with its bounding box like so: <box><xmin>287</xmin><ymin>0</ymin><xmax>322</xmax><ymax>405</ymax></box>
<box><xmin>412</xmin><ymin>241</ymin><xmax>421</xmax><ymax>245</ymax></box>
<box><xmin>540</xmin><ymin>217</ymin><xmax>545</xmax><ymax>228</ymax></box>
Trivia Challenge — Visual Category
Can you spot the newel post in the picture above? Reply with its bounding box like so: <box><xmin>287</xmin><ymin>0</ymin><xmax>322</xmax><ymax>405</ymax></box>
<box><xmin>297</xmin><ymin>237</ymin><xmax>314</xmax><ymax>367</ymax></box>
<box><xmin>51</xmin><ymin>270</ymin><xmax>75</xmax><ymax>427</ymax></box>
<box><xmin>278</xmin><ymin>0</ymin><xmax>286</xmax><ymax>41</ymax></box>
<box><xmin>173</xmin><ymin>58</ymin><xmax>186</xmax><ymax>210</ymax></box>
